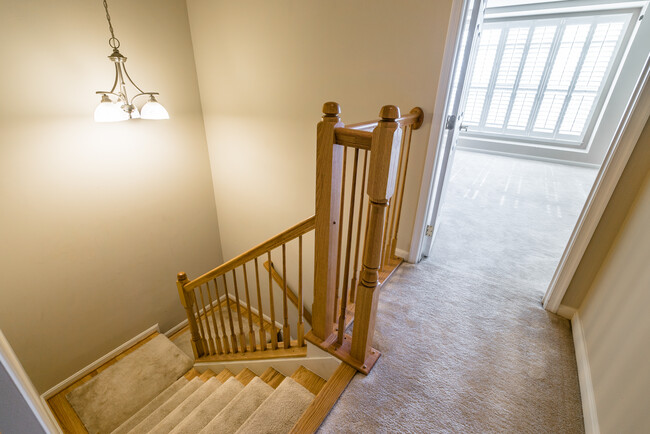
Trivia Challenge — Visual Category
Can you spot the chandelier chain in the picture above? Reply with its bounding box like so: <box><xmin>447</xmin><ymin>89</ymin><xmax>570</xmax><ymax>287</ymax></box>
<box><xmin>102</xmin><ymin>0</ymin><xmax>120</xmax><ymax>49</ymax></box>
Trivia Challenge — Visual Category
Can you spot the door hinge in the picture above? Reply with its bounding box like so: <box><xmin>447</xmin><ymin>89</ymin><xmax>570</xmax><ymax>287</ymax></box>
<box><xmin>445</xmin><ymin>114</ymin><xmax>456</xmax><ymax>130</ymax></box>
<box><xmin>425</xmin><ymin>225</ymin><xmax>434</xmax><ymax>236</ymax></box>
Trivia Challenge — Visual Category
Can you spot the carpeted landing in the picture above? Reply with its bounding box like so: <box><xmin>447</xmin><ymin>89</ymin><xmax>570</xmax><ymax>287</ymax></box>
<box><xmin>320</xmin><ymin>151</ymin><xmax>590</xmax><ymax>433</ymax></box>
<box><xmin>65</xmin><ymin>334</ymin><xmax>319</xmax><ymax>433</ymax></box>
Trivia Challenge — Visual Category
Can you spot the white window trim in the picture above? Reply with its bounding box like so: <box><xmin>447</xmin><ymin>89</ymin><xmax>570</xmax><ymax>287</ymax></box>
<box><xmin>461</xmin><ymin>8</ymin><xmax>639</xmax><ymax>150</ymax></box>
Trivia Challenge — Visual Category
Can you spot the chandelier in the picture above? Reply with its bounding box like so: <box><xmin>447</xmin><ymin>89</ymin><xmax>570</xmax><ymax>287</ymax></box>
<box><xmin>94</xmin><ymin>0</ymin><xmax>169</xmax><ymax>122</ymax></box>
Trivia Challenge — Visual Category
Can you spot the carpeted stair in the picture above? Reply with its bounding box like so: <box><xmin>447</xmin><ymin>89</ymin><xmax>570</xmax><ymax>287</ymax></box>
<box><xmin>65</xmin><ymin>334</ymin><xmax>323</xmax><ymax>434</ymax></box>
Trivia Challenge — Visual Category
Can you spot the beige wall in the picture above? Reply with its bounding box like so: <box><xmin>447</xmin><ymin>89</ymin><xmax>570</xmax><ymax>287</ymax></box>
<box><xmin>576</xmin><ymin>162</ymin><xmax>650</xmax><ymax>433</ymax></box>
<box><xmin>0</xmin><ymin>0</ymin><xmax>222</xmax><ymax>392</ymax></box>
<box><xmin>186</xmin><ymin>0</ymin><xmax>455</xmax><ymax>262</ymax></box>
<box><xmin>562</xmin><ymin>118</ymin><xmax>650</xmax><ymax>308</ymax></box>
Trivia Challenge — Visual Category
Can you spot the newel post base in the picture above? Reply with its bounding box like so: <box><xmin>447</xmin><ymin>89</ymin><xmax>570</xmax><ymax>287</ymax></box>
<box><xmin>176</xmin><ymin>272</ymin><xmax>205</xmax><ymax>359</ymax></box>
<box><xmin>305</xmin><ymin>330</ymin><xmax>381</xmax><ymax>375</ymax></box>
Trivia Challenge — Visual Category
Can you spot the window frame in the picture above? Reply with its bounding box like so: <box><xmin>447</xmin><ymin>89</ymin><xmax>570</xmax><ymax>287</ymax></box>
<box><xmin>460</xmin><ymin>8</ymin><xmax>639</xmax><ymax>150</ymax></box>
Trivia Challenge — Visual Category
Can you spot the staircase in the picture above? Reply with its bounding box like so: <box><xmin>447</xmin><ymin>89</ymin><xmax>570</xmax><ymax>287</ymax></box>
<box><xmin>47</xmin><ymin>103</ymin><xmax>423</xmax><ymax>433</ymax></box>
<box><xmin>52</xmin><ymin>332</ymin><xmax>330</xmax><ymax>434</ymax></box>
<box><xmin>114</xmin><ymin>366</ymin><xmax>322</xmax><ymax>434</ymax></box>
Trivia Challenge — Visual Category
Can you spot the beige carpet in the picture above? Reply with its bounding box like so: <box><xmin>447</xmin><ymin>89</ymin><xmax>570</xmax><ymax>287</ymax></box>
<box><xmin>66</xmin><ymin>334</ymin><xmax>193</xmax><ymax>434</ymax></box>
<box><xmin>170</xmin><ymin>377</ymin><xmax>245</xmax><ymax>434</ymax></box>
<box><xmin>320</xmin><ymin>152</ymin><xmax>587</xmax><ymax>433</ymax></box>
<box><xmin>149</xmin><ymin>377</ymin><xmax>221</xmax><ymax>433</ymax></box>
<box><xmin>235</xmin><ymin>377</ymin><xmax>315</xmax><ymax>434</ymax></box>
<box><xmin>200</xmin><ymin>376</ymin><xmax>273</xmax><ymax>434</ymax></box>
<box><xmin>112</xmin><ymin>377</ymin><xmax>188</xmax><ymax>434</ymax></box>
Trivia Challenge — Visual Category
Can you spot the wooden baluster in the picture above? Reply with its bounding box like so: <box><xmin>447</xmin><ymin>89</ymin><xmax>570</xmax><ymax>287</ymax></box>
<box><xmin>380</xmin><ymin>195</ymin><xmax>393</xmax><ymax>271</ymax></box>
<box><xmin>231</xmin><ymin>270</ymin><xmax>248</xmax><ymax>352</ymax></box>
<box><xmin>282</xmin><ymin>244</ymin><xmax>291</xmax><ymax>349</ymax></box>
<box><xmin>221</xmin><ymin>275</ymin><xmax>239</xmax><ymax>353</ymax></box>
<box><xmin>334</xmin><ymin>146</ymin><xmax>348</xmax><ymax>324</ymax></box>
<box><xmin>313</xmin><ymin>102</ymin><xmax>344</xmax><ymax>341</ymax></box>
<box><xmin>198</xmin><ymin>285</ymin><xmax>216</xmax><ymax>355</ymax></box>
<box><xmin>352</xmin><ymin>105</ymin><xmax>402</xmax><ymax>370</ymax></box>
<box><xmin>337</xmin><ymin>148</ymin><xmax>359</xmax><ymax>345</ymax></box>
<box><xmin>242</xmin><ymin>263</ymin><xmax>257</xmax><ymax>352</ymax></box>
<box><xmin>384</xmin><ymin>125</ymin><xmax>408</xmax><ymax>268</ymax></box>
<box><xmin>176</xmin><ymin>272</ymin><xmax>204</xmax><ymax>358</ymax></box>
<box><xmin>391</xmin><ymin>124</ymin><xmax>414</xmax><ymax>258</ymax></box>
<box><xmin>191</xmin><ymin>290</ymin><xmax>208</xmax><ymax>356</ymax></box>
<box><xmin>206</xmin><ymin>280</ymin><xmax>224</xmax><ymax>355</ymax></box>
<box><xmin>213</xmin><ymin>278</ymin><xmax>230</xmax><ymax>354</ymax></box>
<box><xmin>298</xmin><ymin>235</ymin><xmax>304</xmax><ymax>347</ymax></box>
<box><xmin>254</xmin><ymin>258</ymin><xmax>267</xmax><ymax>350</ymax></box>
<box><xmin>267</xmin><ymin>251</ymin><xmax>278</xmax><ymax>349</ymax></box>
<box><xmin>349</xmin><ymin>150</ymin><xmax>369</xmax><ymax>304</ymax></box>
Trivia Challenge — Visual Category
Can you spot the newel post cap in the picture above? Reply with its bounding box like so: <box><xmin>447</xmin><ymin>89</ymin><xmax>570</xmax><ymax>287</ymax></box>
<box><xmin>177</xmin><ymin>272</ymin><xmax>188</xmax><ymax>282</ymax></box>
<box><xmin>322</xmin><ymin>101</ymin><xmax>341</xmax><ymax>117</ymax></box>
<box><xmin>379</xmin><ymin>105</ymin><xmax>400</xmax><ymax>121</ymax></box>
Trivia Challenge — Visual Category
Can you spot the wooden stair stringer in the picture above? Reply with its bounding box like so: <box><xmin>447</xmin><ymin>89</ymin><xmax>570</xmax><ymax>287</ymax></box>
<box><xmin>289</xmin><ymin>363</ymin><xmax>357</xmax><ymax>433</ymax></box>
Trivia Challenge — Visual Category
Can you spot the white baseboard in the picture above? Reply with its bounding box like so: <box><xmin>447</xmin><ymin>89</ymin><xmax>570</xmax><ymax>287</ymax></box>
<box><xmin>165</xmin><ymin>317</ymin><xmax>189</xmax><ymax>338</ymax></box>
<box><xmin>557</xmin><ymin>304</ymin><xmax>577</xmax><ymax>319</ymax></box>
<box><xmin>41</xmin><ymin>324</ymin><xmax>160</xmax><ymax>400</ymax></box>
<box><xmin>458</xmin><ymin>145</ymin><xmax>601</xmax><ymax>169</ymax></box>
<box><xmin>572</xmin><ymin>312</ymin><xmax>600</xmax><ymax>434</ymax></box>
<box><xmin>1</xmin><ymin>330</ymin><xmax>61</xmax><ymax>433</ymax></box>
<box><xmin>395</xmin><ymin>248</ymin><xmax>411</xmax><ymax>263</ymax></box>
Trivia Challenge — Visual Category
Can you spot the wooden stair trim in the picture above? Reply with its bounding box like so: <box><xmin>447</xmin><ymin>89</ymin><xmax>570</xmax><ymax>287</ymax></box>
<box><xmin>259</xmin><ymin>367</ymin><xmax>285</xmax><ymax>389</ymax></box>
<box><xmin>234</xmin><ymin>368</ymin><xmax>257</xmax><ymax>386</ymax></box>
<box><xmin>290</xmin><ymin>366</ymin><xmax>327</xmax><ymax>396</ymax></box>
<box><xmin>46</xmin><ymin>331</ymin><xmax>160</xmax><ymax>434</ymax></box>
<box><xmin>378</xmin><ymin>256</ymin><xmax>403</xmax><ymax>286</ymax></box>
<box><xmin>196</xmin><ymin>341</ymin><xmax>307</xmax><ymax>362</ymax></box>
<box><xmin>198</xmin><ymin>369</ymin><xmax>216</xmax><ymax>382</ymax></box>
<box><xmin>289</xmin><ymin>363</ymin><xmax>357</xmax><ymax>434</ymax></box>
<box><xmin>305</xmin><ymin>331</ymin><xmax>380</xmax><ymax>375</ymax></box>
<box><xmin>214</xmin><ymin>368</ymin><xmax>235</xmax><ymax>383</ymax></box>
<box><xmin>184</xmin><ymin>368</ymin><xmax>202</xmax><ymax>381</ymax></box>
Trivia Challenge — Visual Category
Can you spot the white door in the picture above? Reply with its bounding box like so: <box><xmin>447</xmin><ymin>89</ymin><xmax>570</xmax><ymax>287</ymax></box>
<box><xmin>421</xmin><ymin>0</ymin><xmax>485</xmax><ymax>257</ymax></box>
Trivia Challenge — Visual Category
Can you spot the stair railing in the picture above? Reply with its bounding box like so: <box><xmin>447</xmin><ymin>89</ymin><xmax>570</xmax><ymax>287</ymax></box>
<box><xmin>307</xmin><ymin>102</ymin><xmax>423</xmax><ymax>374</ymax></box>
<box><xmin>177</xmin><ymin>216</ymin><xmax>315</xmax><ymax>361</ymax></box>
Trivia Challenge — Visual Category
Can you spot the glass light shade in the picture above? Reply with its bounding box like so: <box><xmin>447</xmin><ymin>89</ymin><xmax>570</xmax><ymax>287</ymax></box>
<box><xmin>94</xmin><ymin>98</ymin><xmax>129</xmax><ymax>122</ymax></box>
<box><xmin>141</xmin><ymin>98</ymin><xmax>169</xmax><ymax>120</ymax></box>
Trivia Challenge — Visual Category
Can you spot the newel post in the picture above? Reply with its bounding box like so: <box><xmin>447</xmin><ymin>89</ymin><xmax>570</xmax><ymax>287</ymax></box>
<box><xmin>351</xmin><ymin>105</ymin><xmax>403</xmax><ymax>368</ymax></box>
<box><xmin>312</xmin><ymin>102</ymin><xmax>345</xmax><ymax>340</ymax></box>
<box><xmin>176</xmin><ymin>272</ymin><xmax>204</xmax><ymax>358</ymax></box>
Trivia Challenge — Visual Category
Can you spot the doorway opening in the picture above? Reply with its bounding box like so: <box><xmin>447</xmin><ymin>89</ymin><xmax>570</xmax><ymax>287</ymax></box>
<box><xmin>415</xmin><ymin>0</ymin><xmax>649</xmax><ymax>306</ymax></box>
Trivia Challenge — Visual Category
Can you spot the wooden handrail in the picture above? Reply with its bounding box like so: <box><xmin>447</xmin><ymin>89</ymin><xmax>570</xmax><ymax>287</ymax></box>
<box><xmin>333</xmin><ymin>128</ymin><xmax>372</xmax><ymax>150</ymax></box>
<box><xmin>183</xmin><ymin>216</ymin><xmax>316</xmax><ymax>291</ymax></box>
<box><xmin>263</xmin><ymin>261</ymin><xmax>313</xmax><ymax>325</ymax></box>
<box><xmin>345</xmin><ymin>106</ymin><xmax>424</xmax><ymax>131</ymax></box>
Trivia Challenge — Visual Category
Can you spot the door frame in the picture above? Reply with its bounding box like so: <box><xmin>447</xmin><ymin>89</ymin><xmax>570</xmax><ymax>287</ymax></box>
<box><xmin>409</xmin><ymin>2</ymin><xmax>650</xmax><ymax>314</ymax></box>
<box><xmin>542</xmin><ymin>56</ymin><xmax>650</xmax><ymax>312</ymax></box>
<box><xmin>408</xmin><ymin>0</ymin><xmax>471</xmax><ymax>263</ymax></box>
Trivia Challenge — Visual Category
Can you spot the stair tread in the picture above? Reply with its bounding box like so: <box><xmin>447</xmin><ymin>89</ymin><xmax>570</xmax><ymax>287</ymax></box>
<box><xmin>259</xmin><ymin>367</ymin><xmax>285</xmax><ymax>389</ymax></box>
<box><xmin>234</xmin><ymin>368</ymin><xmax>256</xmax><ymax>386</ymax></box>
<box><xmin>148</xmin><ymin>377</ymin><xmax>221</xmax><ymax>434</ymax></box>
<box><xmin>110</xmin><ymin>377</ymin><xmax>188</xmax><ymax>434</ymax></box>
<box><xmin>234</xmin><ymin>377</ymin><xmax>316</xmax><ymax>434</ymax></box>
<box><xmin>290</xmin><ymin>366</ymin><xmax>327</xmax><ymax>395</ymax></box>
<box><xmin>127</xmin><ymin>377</ymin><xmax>202</xmax><ymax>433</ymax></box>
<box><xmin>199</xmin><ymin>376</ymin><xmax>274</xmax><ymax>434</ymax></box>
<box><xmin>169</xmin><ymin>377</ymin><xmax>244</xmax><ymax>434</ymax></box>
